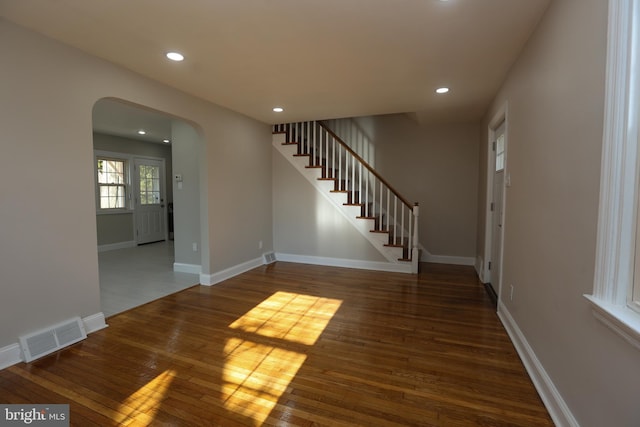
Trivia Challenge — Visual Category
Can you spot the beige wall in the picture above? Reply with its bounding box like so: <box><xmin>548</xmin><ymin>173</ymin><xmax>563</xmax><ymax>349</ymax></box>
<box><xmin>272</xmin><ymin>147</ymin><xmax>387</xmax><ymax>262</ymax></box>
<box><xmin>477</xmin><ymin>1</ymin><xmax>640</xmax><ymax>426</ymax></box>
<box><xmin>171</xmin><ymin>121</ymin><xmax>202</xmax><ymax>267</ymax></box>
<box><xmin>0</xmin><ymin>19</ymin><xmax>272</xmax><ymax>348</ymax></box>
<box><xmin>329</xmin><ymin>115</ymin><xmax>479</xmax><ymax>260</ymax></box>
<box><xmin>95</xmin><ymin>214</ymin><xmax>134</xmax><ymax>245</ymax></box>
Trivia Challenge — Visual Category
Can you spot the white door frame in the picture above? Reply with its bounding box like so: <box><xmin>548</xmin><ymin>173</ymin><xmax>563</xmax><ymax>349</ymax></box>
<box><xmin>483</xmin><ymin>103</ymin><xmax>509</xmax><ymax>303</ymax></box>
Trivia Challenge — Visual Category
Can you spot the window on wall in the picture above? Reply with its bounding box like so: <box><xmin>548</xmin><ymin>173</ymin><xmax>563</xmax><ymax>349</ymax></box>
<box><xmin>138</xmin><ymin>164</ymin><xmax>161</xmax><ymax>205</ymax></box>
<box><xmin>634</xmin><ymin>210</ymin><xmax>640</xmax><ymax>313</ymax></box>
<box><xmin>96</xmin><ymin>157</ymin><xmax>128</xmax><ymax>210</ymax></box>
<box><xmin>586</xmin><ymin>0</ymin><xmax>640</xmax><ymax>349</ymax></box>
<box><xmin>495</xmin><ymin>133</ymin><xmax>505</xmax><ymax>172</ymax></box>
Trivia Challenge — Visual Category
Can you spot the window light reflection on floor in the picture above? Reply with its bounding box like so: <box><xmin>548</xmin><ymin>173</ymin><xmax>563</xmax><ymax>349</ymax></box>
<box><xmin>224</xmin><ymin>291</ymin><xmax>342</xmax><ymax>424</ymax></box>
<box><xmin>116</xmin><ymin>369</ymin><xmax>176</xmax><ymax>425</ymax></box>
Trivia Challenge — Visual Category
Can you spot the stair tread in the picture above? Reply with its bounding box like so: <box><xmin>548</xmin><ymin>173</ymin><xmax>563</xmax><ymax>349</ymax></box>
<box><xmin>343</xmin><ymin>203</ymin><xmax>364</xmax><ymax>207</ymax></box>
<box><xmin>370</xmin><ymin>230</ymin><xmax>390</xmax><ymax>234</ymax></box>
<box><xmin>385</xmin><ymin>244</ymin><xmax>405</xmax><ymax>248</ymax></box>
<box><xmin>282</xmin><ymin>142</ymin><xmax>298</xmax><ymax>145</ymax></box>
<box><xmin>305</xmin><ymin>165</ymin><xmax>323</xmax><ymax>169</ymax></box>
<box><xmin>294</xmin><ymin>153</ymin><xmax>311</xmax><ymax>157</ymax></box>
<box><xmin>356</xmin><ymin>216</ymin><xmax>376</xmax><ymax>220</ymax></box>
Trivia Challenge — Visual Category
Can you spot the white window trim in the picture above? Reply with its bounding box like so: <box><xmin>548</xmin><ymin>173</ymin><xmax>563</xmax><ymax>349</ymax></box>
<box><xmin>585</xmin><ymin>0</ymin><xmax>640</xmax><ymax>351</ymax></box>
<box><xmin>95</xmin><ymin>150</ymin><xmax>134</xmax><ymax>214</ymax></box>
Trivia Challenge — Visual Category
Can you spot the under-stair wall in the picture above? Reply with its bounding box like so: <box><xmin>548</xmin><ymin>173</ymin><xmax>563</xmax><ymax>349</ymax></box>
<box><xmin>272</xmin><ymin>122</ymin><xmax>419</xmax><ymax>273</ymax></box>
<box><xmin>273</xmin><ymin>150</ymin><xmax>392</xmax><ymax>269</ymax></box>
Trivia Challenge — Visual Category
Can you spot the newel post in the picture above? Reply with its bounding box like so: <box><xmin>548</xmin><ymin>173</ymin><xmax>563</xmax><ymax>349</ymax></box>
<box><xmin>412</xmin><ymin>202</ymin><xmax>419</xmax><ymax>274</ymax></box>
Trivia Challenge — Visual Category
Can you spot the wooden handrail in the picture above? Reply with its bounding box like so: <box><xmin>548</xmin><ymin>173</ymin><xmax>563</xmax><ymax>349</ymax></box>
<box><xmin>318</xmin><ymin>121</ymin><xmax>415</xmax><ymax>210</ymax></box>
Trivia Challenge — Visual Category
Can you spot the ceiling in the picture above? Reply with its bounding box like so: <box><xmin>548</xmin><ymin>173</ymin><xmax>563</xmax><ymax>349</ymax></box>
<box><xmin>92</xmin><ymin>98</ymin><xmax>176</xmax><ymax>144</ymax></box>
<box><xmin>2</xmin><ymin>0</ymin><xmax>551</xmax><ymax>133</ymax></box>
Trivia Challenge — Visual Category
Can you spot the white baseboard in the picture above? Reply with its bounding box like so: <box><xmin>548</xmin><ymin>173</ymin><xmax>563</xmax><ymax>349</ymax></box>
<box><xmin>475</xmin><ymin>256</ymin><xmax>487</xmax><ymax>282</ymax></box>
<box><xmin>174</xmin><ymin>263</ymin><xmax>201</xmax><ymax>274</ymax></box>
<box><xmin>497</xmin><ymin>301</ymin><xmax>579</xmax><ymax>427</ymax></box>
<box><xmin>0</xmin><ymin>312</ymin><xmax>109</xmax><ymax>371</ymax></box>
<box><xmin>98</xmin><ymin>241</ymin><xmax>136</xmax><ymax>252</ymax></box>
<box><xmin>276</xmin><ymin>253</ymin><xmax>412</xmax><ymax>274</ymax></box>
<box><xmin>82</xmin><ymin>312</ymin><xmax>108</xmax><ymax>334</ymax></box>
<box><xmin>420</xmin><ymin>249</ymin><xmax>475</xmax><ymax>266</ymax></box>
<box><xmin>199</xmin><ymin>257</ymin><xmax>263</xmax><ymax>286</ymax></box>
<box><xmin>0</xmin><ymin>343</ymin><xmax>21</xmax><ymax>370</ymax></box>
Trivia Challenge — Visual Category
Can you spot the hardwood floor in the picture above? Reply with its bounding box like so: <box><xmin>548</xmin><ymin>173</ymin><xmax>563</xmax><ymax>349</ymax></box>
<box><xmin>0</xmin><ymin>262</ymin><xmax>553</xmax><ymax>426</ymax></box>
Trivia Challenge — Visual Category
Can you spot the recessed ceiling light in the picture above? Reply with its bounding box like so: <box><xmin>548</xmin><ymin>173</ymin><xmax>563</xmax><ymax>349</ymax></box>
<box><xmin>435</xmin><ymin>87</ymin><xmax>450</xmax><ymax>94</ymax></box>
<box><xmin>163</xmin><ymin>139</ymin><xmax>171</xmax><ymax>143</ymax></box>
<box><xmin>138</xmin><ymin>130</ymin><xmax>146</xmax><ymax>135</ymax></box>
<box><xmin>273</xmin><ymin>107</ymin><xmax>284</xmax><ymax>112</ymax></box>
<box><xmin>166</xmin><ymin>52</ymin><xmax>184</xmax><ymax>62</ymax></box>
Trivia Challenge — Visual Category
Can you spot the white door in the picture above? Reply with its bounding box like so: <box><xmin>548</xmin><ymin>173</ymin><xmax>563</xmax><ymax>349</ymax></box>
<box><xmin>490</xmin><ymin>122</ymin><xmax>506</xmax><ymax>294</ymax></box>
<box><xmin>134</xmin><ymin>158</ymin><xmax>166</xmax><ymax>245</ymax></box>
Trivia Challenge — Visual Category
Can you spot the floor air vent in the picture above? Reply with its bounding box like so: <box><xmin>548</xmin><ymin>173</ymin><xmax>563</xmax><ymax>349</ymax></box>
<box><xmin>19</xmin><ymin>317</ymin><xmax>87</xmax><ymax>362</ymax></box>
<box><xmin>263</xmin><ymin>252</ymin><xmax>276</xmax><ymax>264</ymax></box>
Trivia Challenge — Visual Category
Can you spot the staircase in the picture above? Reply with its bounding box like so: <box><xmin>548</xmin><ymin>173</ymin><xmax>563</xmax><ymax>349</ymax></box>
<box><xmin>273</xmin><ymin>121</ymin><xmax>419</xmax><ymax>274</ymax></box>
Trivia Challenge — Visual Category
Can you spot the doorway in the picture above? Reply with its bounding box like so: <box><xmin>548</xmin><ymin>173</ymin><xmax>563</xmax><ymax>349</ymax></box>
<box><xmin>483</xmin><ymin>105</ymin><xmax>508</xmax><ymax>306</ymax></box>
<box><xmin>134</xmin><ymin>157</ymin><xmax>167</xmax><ymax>245</ymax></box>
<box><xmin>93</xmin><ymin>98</ymin><xmax>203</xmax><ymax>317</ymax></box>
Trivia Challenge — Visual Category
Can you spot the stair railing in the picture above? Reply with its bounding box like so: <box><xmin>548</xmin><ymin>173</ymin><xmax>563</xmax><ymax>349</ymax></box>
<box><xmin>274</xmin><ymin>121</ymin><xmax>419</xmax><ymax>272</ymax></box>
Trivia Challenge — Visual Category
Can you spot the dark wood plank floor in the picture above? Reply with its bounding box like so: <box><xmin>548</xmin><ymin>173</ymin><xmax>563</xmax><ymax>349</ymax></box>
<box><xmin>0</xmin><ymin>262</ymin><xmax>553</xmax><ymax>426</ymax></box>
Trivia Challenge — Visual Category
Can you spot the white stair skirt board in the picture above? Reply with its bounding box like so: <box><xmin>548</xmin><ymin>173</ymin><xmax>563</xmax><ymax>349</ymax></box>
<box><xmin>276</xmin><ymin>253</ymin><xmax>412</xmax><ymax>274</ymax></box>
<box><xmin>98</xmin><ymin>241</ymin><xmax>136</xmax><ymax>252</ymax></box>
<box><xmin>174</xmin><ymin>263</ymin><xmax>202</xmax><ymax>274</ymax></box>
<box><xmin>200</xmin><ymin>257</ymin><xmax>263</xmax><ymax>286</ymax></box>
<box><xmin>497</xmin><ymin>301</ymin><xmax>579</xmax><ymax>427</ymax></box>
<box><xmin>273</xmin><ymin>134</ymin><xmax>409</xmax><ymax>269</ymax></box>
<box><xmin>0</xmin><ymin>312</ymin><xmax>108</xmax><ymax>371</ymax></box>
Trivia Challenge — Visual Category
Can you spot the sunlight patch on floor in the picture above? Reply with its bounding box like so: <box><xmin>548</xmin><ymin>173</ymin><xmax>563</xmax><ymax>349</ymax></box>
<box><xmin>116</xmin><ymin>369</ymin><xmax>176</xmax><ymax>425</ymax></box>
<box><xmin>229</xmin><ymin>291</ymin><xmax>343</xmax><ymax>346</ymax></box>
<box><xmin>224</xmin><ymin>291</ymin><xmax>342</xmax><ymax>425</ymax></box>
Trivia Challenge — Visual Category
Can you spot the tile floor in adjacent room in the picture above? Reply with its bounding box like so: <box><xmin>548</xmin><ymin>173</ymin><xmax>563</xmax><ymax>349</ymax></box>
<box><xmin>98</xmin><ymin>241</ymin><xmax>200</xmax><ymax>317</ymax></box>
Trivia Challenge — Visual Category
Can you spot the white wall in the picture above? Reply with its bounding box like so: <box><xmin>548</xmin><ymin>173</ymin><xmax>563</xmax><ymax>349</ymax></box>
<box><xmin>0</xmin><ymin>19</ymin><xmax>272</xmax><ymax>349</ymax></box>
<box><xmin>477</xmin><ymin>1</ymin><xmax>640</xmax><ymax>426</ymax></box>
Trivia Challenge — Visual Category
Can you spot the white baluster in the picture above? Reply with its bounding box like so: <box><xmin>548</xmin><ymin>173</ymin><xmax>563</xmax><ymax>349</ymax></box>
<box><xmin>386</xmin><ymin>188</ymin><xmax>390</xmax><ymax>232</ymax></box>
<box><xmin>365</xmin><ymin>169</ymin><xmax>369</xmax><ymax>217</ymax></box>
<box><xmin>408</xmin><ymin>207</ymin><xmax>413</xmax><ymax>257</ymax></box>
<box><xmin>379</xmin><ymin>182</ymin><xmax>383</xmax><ymax>231</ymax></box>
<box><xmin>401</xmin><ymin>203</ymin><xmax>405</xmax><ymax>252</ymax></box>
<box><xmin>312</xmin><ymin>121</ymin><xmax>317</xmax><ymax>166</ymax></box>
<box><xmin>332</xmin><ymin>137</ymin><xmax>336</xmax><ymax>181</ymax></box>
<box><xmin>359</xmin><ymin>162</ymin><xmax>362</xmax><ymax>205</ymax></box>
<box><xmin>307</xmin><ymin>121</ymin><xmax>311</xmax><ymax>157</ymax></box>
<box><xmin>338</xmin><ymin>143</ymin><xmax>342</xmax><ymax>189</ymax></box>
<box><xmin>412</xmin><ymin>203</ymin><xmax>419</xmax><ymax>273</ymax></box>
<box><xmin>351</xmin><ymin>154</ymin><xmax>355</xmax><ymax>202</ymax></box>
<box><xmin>393</xmin><ymin>196</ymin><xmax>398</xmax><ymax>244</ymax></box>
